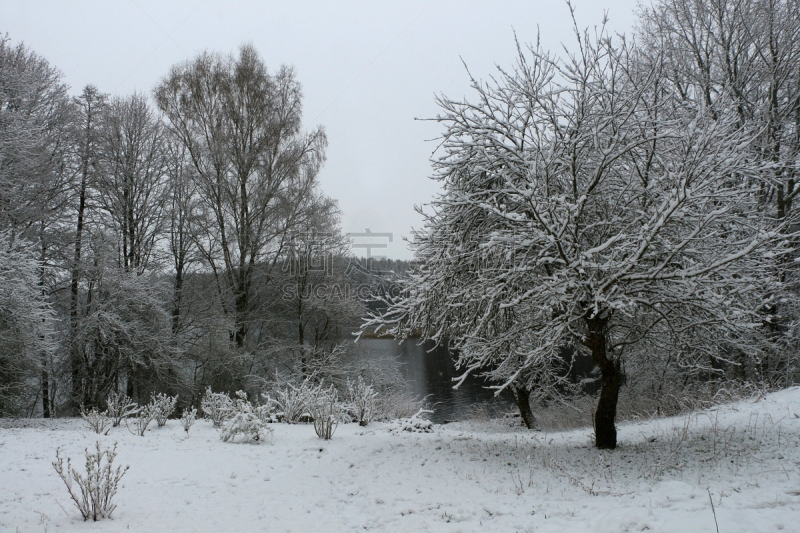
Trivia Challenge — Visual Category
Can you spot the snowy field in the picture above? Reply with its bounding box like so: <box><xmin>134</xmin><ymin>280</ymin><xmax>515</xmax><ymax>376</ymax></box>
<box><xmin>2</xmin><ymin>388</ymin><xmax>800</xmax><ymax>533</ymax></box>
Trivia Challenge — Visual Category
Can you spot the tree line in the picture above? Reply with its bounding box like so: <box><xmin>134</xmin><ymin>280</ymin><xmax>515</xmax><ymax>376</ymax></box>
<box><xmin>0</xmin><ymin>38</ymin><xmax>369</xmax><ymax>417</ymax></box>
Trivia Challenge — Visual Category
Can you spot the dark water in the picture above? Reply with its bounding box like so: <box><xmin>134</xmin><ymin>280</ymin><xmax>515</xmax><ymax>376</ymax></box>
<box><xmin>354</xmin><ymin>338</ymin><xmax>515</xmax><ymax>423</ymax></box>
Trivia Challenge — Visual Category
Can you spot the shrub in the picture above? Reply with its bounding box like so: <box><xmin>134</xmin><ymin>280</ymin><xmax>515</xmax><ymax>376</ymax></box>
<box><xmin>201</xmin><ymin>387</ymin><xmax>233</xmax><ymax>427</ymax></box>
<box><xmin>150</xmin><ymin>393</ymin><xmax>178</xmax><ymax>427</ymax></box>
<box><xmin>219</xmin><ymin>391</ymin><xmax>272</xmax><ymax>443</ymax></box>
<box><xmin>80</xmin><ymin>407</ymin><xmax>111</xmax><ymax>435</ymax></box>
<box><xmin>128</xmin><ymin>403</ymin><xmax>158</xmax><ymax>436</ymax></box>
<box><xmin>52</xmin><ymin>442</ymin><xmax>129</xmax><ymax>521</ymax></box>
<box><xmin>271</xmin><ymin>382</ymin><xmax>310</xmax><ymax>423</ymax></box>
<box><xmin>306</xmin><ymin>384</ymin><xmax>342</xmax><ymax>440</ymax></box>
<box><xmin>105</xmin><ymin>392</ymin><xmax>139</xmax><ymax>427</ymax></box>
<box><xmin>347</xmin><ymin>376</ymin><xmax>377</xmax><ymax>427</ymax></box>
<box><xmin>180</xmin><ymin>407</ymin><xmax>197</xmax><ymax>435</ymax></box>
<box><xmin>373</xmin><ymin>389</ymin><xmax>427</xmax><ymax>421</ymax></box>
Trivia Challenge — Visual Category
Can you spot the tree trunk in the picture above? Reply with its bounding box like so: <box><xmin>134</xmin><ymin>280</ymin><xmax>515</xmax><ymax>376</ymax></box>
<box><xmin>41</xmin><ymin>363</ymin><xmax>50</xmax><ymax>418</ymax></box>
<box><xmin>585</xmin><ymin>312</ymin><xmax>621</xmax><ymax>449</ymax></box>
<box><xmin>172</xmin><ymin>264</ymin><xmax>183</xmax><ymax>335</ymax></box>
<box><xmin>39</xmin><ymin>237</ymin><xmax>51</xmax><ymax>418</ymax></box>
<box><xmin>511</xmin><ymin>385</ymin><xmax>537</xmax><ymax>430</ymax></box>
<box><xmin>70</xmin><ymin>153</ymin><xmax>88</xmax><ymax>413</ymax></box>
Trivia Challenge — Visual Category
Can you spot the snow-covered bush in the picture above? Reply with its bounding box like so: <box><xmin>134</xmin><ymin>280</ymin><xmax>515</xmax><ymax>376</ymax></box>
<box><xmin>373</xmin><ymin>389</ymin><xmax>427</xmax><ymax>421</ymax></box>
<box><xmin>389</xmin><ymin>409</ymin><xmax>435</xmax><ymax>433</ymax></box>
<box><xmin>128</xmin><ymin>403</ymin><xmax>157</xmax><ymax>436</ymax></box>
<box><xmin>81</xmin><ymin>407</ymin><xmax>111</xmax><ymax>435</ymax></box>
<box><xmin>105</xmin><ymin>392</ymin><xmax>139</xmax><ymax>427</ymax></box>
<box><xmin>219</xmin><ymin>391</ymin><xmax>272</xmax><ymax>443</ymax></box>
<box><xmin>150</xmin><ymin>392</ymin><xmax>178</xmax><ymax>427</ymax></box>
<box><xmin>180</xmin><ymin>407</ymin><xmax>197</xmax><ymax>434</ymax></box>
<box><xmin>201</xmin><ymin>387</ymin><xmax>233</xmax><ymax>427</ymax></box>
<box><xmin>52</xmin><ymin>442</ymin><xmax>129</xmax><ymax>521</ymax></box>
<box><xmin>306</xmin><ymin>384</ymin><xmax>342</xmax><ymax>440</ymax></box>
<box><xmin>271</xmin><ymin>382</ymin><xmax>310</xmax><ymax>423</ymax></box>
<box><xmin>347</xmin><ymin>376</ymin><xmax>377</xmax><ymax>427</ymax></box>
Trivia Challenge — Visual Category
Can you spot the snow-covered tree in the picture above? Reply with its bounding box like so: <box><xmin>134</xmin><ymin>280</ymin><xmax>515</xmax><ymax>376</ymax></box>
<box><xmin>0</xmin><ymin>37</ymin><xmax>72</xmax><ymax>234</ymax></box>
<box><xmin>1</xmin><ymin>36</ymin><xmax>73</xmax><ymax>416</ymax></box>
<box><xmin>72</xmin><ymin>243</ymin><xmax>174</xmax><ymax>408</ymax></box>
<box><xmin>0</xmin><ymin>233</ymin><xmax>56</xmax><ymax>415</ymax></box>
<box><xmin>364</xmin><ymin>26</ymin><xmax>795</xmax><ymax>448</ymax></box>
<box><xmin>637</xmin><ymin>0</ymin><xmax>800</xmax><ymax>383</ymax></box>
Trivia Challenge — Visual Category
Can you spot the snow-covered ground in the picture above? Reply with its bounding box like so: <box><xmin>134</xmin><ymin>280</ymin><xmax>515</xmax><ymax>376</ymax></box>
<box><xmin>2</xmin><ymin>388</ymin><xmax>800</xmax><ymax>533</ymax></box>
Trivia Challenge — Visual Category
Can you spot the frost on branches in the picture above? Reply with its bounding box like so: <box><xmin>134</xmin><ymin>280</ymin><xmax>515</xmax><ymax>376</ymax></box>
<box><xmin>363</xmin><ymin>28</ymin><xmax>797</xmax><ymax>449</ymax></box>
<box><xmin>201</xmin><ymin>387</ymin><xmax>233</xmax><ymax>427</ymax></box>
<box><xmin>105</xmin><ymin>391</ymin><xmax>139</xmax><ymax>427</ymax></box>
<box><xmin>80</xmin><ymin>406</ymin><xmax>111</xmax><ymax>435</ymax></box>
<box><xmin>347</xmin><ymin>376</ymin><xmax>377</xmax><ymax>427</ymax></box>
<box><xmin>306</xmin><ymin>383</ymin><xmax>342</xmax><ymax>440</ymax></box>
<box><xmin>52</xmin><ymin>442</ymin><xmax>129</xmax><ymax>521</ymax></box>
<box><xmin>150</xmin><ymin>392</ymin><xmax>178</xmax><ymax>427</ymax></box>
<box><xmin>180</xmin><ymin>407</ymin><xmax>197</xmax><ymax>434</ymax></box>
<box><xmin>0</xmin><ymin>232</ymin><xmax>57</xmax><ymax>415</ymax></box>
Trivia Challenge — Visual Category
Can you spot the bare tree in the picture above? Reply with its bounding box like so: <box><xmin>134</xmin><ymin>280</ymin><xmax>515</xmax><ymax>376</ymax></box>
<box><xmin>0</xmin><ymin>37</ymin><xmax>72</xmax><ymax>234</ymax></box>
<box><xmin>72</xmin><ymin>236</ymin><xmax>174</xmax><ymax>407</ymax></box>
<box><xmin>98</xmin><ymin>93</ymin><xmax>167</xmax><ymax>274</ymax></box>
<box><xmin>164</xmin><ymin>133</ymin><xmax>200</xmax><ymax>337</ymax></box>
<box><xmin>155</xmin><ymin>45</ymin><xmax>327</xmax><ymax>349</ymax></box>
<box><xmin>275</xmin><ymin>194</ymin><xmax>364</xmax><ymax>379</ymax></box>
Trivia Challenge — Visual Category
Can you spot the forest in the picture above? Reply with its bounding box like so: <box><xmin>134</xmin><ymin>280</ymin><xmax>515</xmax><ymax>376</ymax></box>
<box><xmin>0</xmin><ymin>37</ymin><xmax>420</xmax><ymax>419</ymax></box>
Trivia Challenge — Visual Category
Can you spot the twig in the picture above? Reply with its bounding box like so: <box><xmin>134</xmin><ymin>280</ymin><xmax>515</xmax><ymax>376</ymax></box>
<box><xmin>707</xmin><ymin>487</ymin><xmax>720</xmax><ymax>533</ymax></box>
<box><xmin>54</xmin><ymin>498</ymin><xmax>70</xmax><ymax>518</ymax></box>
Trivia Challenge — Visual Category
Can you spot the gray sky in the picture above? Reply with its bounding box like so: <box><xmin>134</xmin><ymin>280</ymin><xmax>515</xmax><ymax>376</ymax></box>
<box><xmin>2</xmin><ymin>0</ymin><xmax>639</xmax><ymax>259</ymax></box>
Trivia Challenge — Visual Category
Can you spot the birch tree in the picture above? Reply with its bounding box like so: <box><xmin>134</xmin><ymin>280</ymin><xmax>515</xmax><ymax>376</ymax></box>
<box><xmin>155</xmin><ymin>44</ymin><xmax>327</xmax><ymax>349</ymax></box>
<box><xmin>364</xmin><ymin>28</ymin><xmax>794</xmax><ymax>449</ymax></box>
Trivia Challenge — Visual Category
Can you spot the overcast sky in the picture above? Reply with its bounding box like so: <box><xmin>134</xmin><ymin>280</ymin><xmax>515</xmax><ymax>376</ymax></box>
<box><xmin>2</xmin><ymin>0</ymin><xmax>639</xmax><ymax>259</ymax></box>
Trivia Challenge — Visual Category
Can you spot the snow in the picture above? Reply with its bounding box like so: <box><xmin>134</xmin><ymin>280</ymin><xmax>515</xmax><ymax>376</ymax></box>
<box><xmin>2</xmin><ymin>388</ymin><xmax>800</xmax><ymax>532</ymax></box>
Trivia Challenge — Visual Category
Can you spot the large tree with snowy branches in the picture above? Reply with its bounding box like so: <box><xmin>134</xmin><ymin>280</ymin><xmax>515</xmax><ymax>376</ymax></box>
<box><xmin>362</xmin><ymin>25</ymin><xmax>796</xmax><ymax>449</ymax></box>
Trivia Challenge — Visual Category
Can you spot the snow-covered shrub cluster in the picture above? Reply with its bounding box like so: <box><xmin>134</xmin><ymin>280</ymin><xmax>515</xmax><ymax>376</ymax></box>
<box><xmin>105</xmin><ymin>392</ymin><xmax>139</xmax><ymax>427</ymax></box>
<box><xmin>201</xmin><ymin>387</ymin><xmax>233</xmax><ymax>427</ymax></box>
<box><xmin>219</xmin><ymin>391</ymin><xmax>273</xmax><ymax>443</ymax></box>
<box><xmin>263</xmin><ymin>374</ymin><xmax>429</xmax><ymax>438</ymax></box>
<box><xmin>150</xmin><ymin>393</ymin><xmax>178</xmax><ymax>427</ymax></box>
<box><xmin>180</xmin><ymin>407</ymin><xmax>197</xmax><ymax>434</ymax></box>
<box><xmin>388</xmin><ymin>409</ymin><xmax>434</xmax><ymax>433</ymax></box>
<box><xmin>81</xmin><ymin>407</ymin><xmax>111</xmax><ymax>435</ymax></box>
<box><xmin>52</xmin><ymin>441</ymin><xmax>129</xmax><ymax>521</ymax></box>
